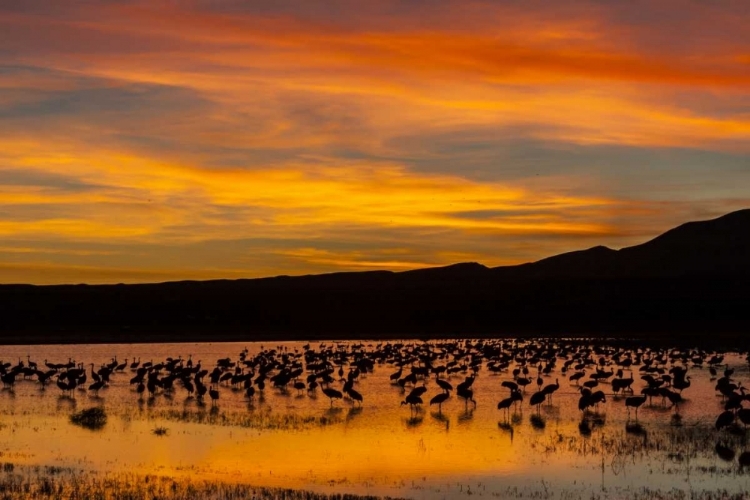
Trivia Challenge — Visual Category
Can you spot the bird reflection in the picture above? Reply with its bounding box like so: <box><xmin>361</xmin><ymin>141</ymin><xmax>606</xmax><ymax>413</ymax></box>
<box><xmin>530</xmin><ymin>414</ymin><xmax>546</xmax><ymax>430</ymax></box>
<box><xmin>457</xmin><ymin>408</ymin><xmax>474</xmax><ymax>424</ymax></box>
<box><xmin>346</xmin><ymin>407</ymin><xmax>362</xmax><ymax>421</ymax></box>
<box><xmin>404</xmin><ymin>415</ymin><xmax>423</xmax><ymax>428</ymax></box>
<box><xmin>498</xmin><ymin>421</ymin><xmax>514</xmax><ymax>443</ymax></box>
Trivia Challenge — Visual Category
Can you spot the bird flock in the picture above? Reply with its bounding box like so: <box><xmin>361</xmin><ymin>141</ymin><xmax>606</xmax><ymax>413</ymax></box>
<box><xmin>1</xmin><ymin>339</ymin><xmax>749</xmax><ymax>464</ymax></box>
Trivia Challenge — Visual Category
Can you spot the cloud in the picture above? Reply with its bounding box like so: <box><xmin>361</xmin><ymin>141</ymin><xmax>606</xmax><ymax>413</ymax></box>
<box><xmin>0</xmin><ymin>1</ymin><xmax>748</xmax><ymax>283</ymax></box>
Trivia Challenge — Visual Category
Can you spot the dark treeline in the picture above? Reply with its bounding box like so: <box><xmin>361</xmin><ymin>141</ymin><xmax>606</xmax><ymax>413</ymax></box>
<box><xmin>1</xmin><ymin>209</ymin><xmax>749</xmax><ymax>346</ymax></box>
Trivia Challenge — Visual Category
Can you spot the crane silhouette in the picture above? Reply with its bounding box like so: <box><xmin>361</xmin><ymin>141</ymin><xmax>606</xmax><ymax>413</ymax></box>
<box><xmin>541</xmin><ymin>379</ymin><xmax>559</xmax><ymax>403</ymax></box>
<box><xmin>529</xmin><ymin>390</ymin><xmax>546</xmax><ymax>414</ymax></box>
<box><xmin>624</xmin><ymin>395</ymin><xmax>646</xmax><ymax>420</ymax></box>
<box><xmin>322</xmin><ymin>387</ymin><xmax>343</xmax><ymax>406</ymax></box>
<box><xmin>436</xmin><ymin>379</ymin><xmax>453</xmax><ymax>393</ymax></box>
<box><xmin>429</xmin><ymin>392</ymin><xmax>449</xmax><ymax>413</ymax></box>
<box><xmin>401</xmin><ymin>393</ymin><xmax>423</xmax><ymax>410</ymax></box>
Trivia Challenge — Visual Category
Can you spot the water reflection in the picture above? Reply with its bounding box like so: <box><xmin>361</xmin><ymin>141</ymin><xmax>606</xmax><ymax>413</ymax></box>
<box><xmin>0</xmin><ymin>340</ymin><xmax>746</xmax><ymax>499</ymax></box>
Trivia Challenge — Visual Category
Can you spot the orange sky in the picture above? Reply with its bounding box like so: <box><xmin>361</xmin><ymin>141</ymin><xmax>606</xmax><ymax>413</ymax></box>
<box><xmin>0</xmin><ymin>1</ymin><xmax>749</xmax><ymax>284</ymax></box>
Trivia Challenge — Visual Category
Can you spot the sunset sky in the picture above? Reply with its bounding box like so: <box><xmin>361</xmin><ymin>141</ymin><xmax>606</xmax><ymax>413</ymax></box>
<box><xmin>1</xmin><ymin>0</ymin><xmax>749</xmax><ymax>284</ymax></box>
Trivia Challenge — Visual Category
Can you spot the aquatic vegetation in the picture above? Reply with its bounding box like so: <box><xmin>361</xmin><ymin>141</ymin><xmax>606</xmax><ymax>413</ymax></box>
<box><xmin>0</xmin><ymin>465</ymin><xmax>408</xmax><ymax>500</ymax></box>
<box><xmin>69</xmin><ymin>407</ymin><xmax>107</xmax><ymax>430</ymax></box>
<box><xmin>152</xmin><ymin>426</ymin><xmax>169</xmax><ymax>436</ymax></box>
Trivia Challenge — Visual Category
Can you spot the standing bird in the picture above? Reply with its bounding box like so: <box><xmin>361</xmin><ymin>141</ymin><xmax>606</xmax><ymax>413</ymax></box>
<box><xmin>347</xmin><ymin>387</ymin><xmax>363</xmax><ymax>406</ymax></box>
<box><xmin>457</xmin><ymin>387</ymin><xmax>476</xmax><ymax>409</ymax></box>
<box><xmin>209</xmin><ymin>388</ymin><xmax>220</xmax><ymax>405</ymax></box>
<box><xmin>501</xmin><ymin>381</ymin><xmax>518</xmax><ymax>393</ymax></box>
<box><xmin>401</xmin><ymin>394</ymin><xmax>423</xmax><ymax>410</ymax></box>
<box><xmin>436</xmin><ymin>379</ymin><xmax>453</xmax><ymax>394</ymax></box>
<box><xmin>88</xmin><ymin>380</ymin><xmax>105</xmax><ymax>395</ymax></box>
<box><xmin>429</xmin><ymin>393</ymin><xmax>450</xmax><ymax>413</ymax></box>
<box><xmin>625</xmin><ymin>395</ymin><xmax>647</xmax><ymax>421</ymax></box>
<box><xmin>529</xmin><ymin>391</ymin><xmax>546</xmax><ymax>414</ymax></box>
<box><xmin>497</xmin><ymin>391</ymin><xmax>517</xmax><ymax>418</ymax></box>
<box><xmin>542</xmin><ymin>379</ymin><xmax>560</xmax><ymax>403</ymax></box>
<box><xmin>716</xmin><ymin>410</ymin><xmax>735</xmax><ymax>431</ymax></box>
<box><xmin>323</xmin><ymin>387</ymin><xmax>343</xmax><ymax>406</ymax></box>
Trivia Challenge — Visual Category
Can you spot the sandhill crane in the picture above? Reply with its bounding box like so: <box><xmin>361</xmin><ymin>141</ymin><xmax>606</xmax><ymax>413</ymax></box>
<box><xmin>401</xmin><ymin>393</ymin><xmax>422</xmax><ymax>410</ymax></box>
<box><xmin>715</xmin><ymin>442</ymin><xmax>735</xmax><ymax>462</ymax></box>
<box><xmin>457</xmin><ymin>387</ymin><xmax>476</xmax><ymax>409</ymax></box>
<box><xmin>569</xmin><ymin>371</ymin><xmax>585</xmax><ymax>385</ymax></box>
<box><xmin>88</xmin><ymin>380</ymin><xmax>105</xmax><ymax>395</ymax></box>
<box><xmin>529</xmin><ymin>391</ymin><xmax>546</xmax><ymax>414</ymax></box>
<box><xmin>322</xmin><ymin>387</ymin><xmax>343</xmax><ymax>406</ymax></box>
<box><xmin>501</xmin><ymin>381</ymin><xmax>518</xmax><ymax>392</ymax></box>
<box><xmin>209</xmin><ymin>388</ymin><xmax>220</xmax><ymax>405</ymax></box>
<box><xmin>716</xmin><ymin>410</ymin><xmax>735</xmax><ymax>431</ymax></box>
<box><xmin>497</xmin><ymin>392</ymin><xmax>516</xmax><ymax>418</ymax></box>
<box><xmin>625</xmin><ymin>395</ymin><xmax>647</xmax><ymax>421</ymax></box>
<box><xmin>408</xmin><ymin>386</ymin><xmax>428</xmax><ymax>399</ymax></box>
<box><xmin>738</xmin><ymin>408</ymin><xmax>750</xmax><ymax>428</ymax></box>
<box><xmin>542</xmin><ymin>379</ymin><xmax>559</xmax><ymax>403</ymax></box>
<box><xmin>436</xmin><ymin>379</ymin><xmax>453</xmax><ymax>393</ymax></box>
<box><xmin>429</xmin><ymin>392</ymin><xmax>449</xmax><ymax>413</ymax></box>
<box><xmin>347</xmin><ymin>387</ymin><xmax>363</xmax><ymax>406</ymax></box>
<box><xmin>516</xmin><ymin>377</ymin><xmax>531</xmax><ymax>392</ymax></box>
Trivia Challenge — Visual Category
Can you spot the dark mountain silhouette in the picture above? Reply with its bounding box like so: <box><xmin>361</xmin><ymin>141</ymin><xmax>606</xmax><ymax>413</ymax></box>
<box><xmin>1</xmin><ymin>209</ymin><xmax>749</xmax><ymax>345</ymax></box>
<box><xmin>497</xmin><ymin>208</ymin><xmax>750</xmax><ymax>278</ymax></box>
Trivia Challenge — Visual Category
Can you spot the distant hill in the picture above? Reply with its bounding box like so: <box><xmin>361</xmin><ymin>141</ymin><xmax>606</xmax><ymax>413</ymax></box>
<box><xmin>1</xmin><ymin>209</ymin><xmax>749</xmax><ymax>345</ymax></box>
<box><xmin>498</xmin><ymin>208</ymin><xmax>750</xmax><ymax>278</ymax></box>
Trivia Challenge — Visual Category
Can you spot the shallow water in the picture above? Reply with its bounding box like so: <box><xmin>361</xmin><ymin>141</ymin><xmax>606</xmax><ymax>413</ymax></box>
<box><xmin>0</xmin><ymin>340</ymin><xmax>748</xmax><ymax>499</ymax></box>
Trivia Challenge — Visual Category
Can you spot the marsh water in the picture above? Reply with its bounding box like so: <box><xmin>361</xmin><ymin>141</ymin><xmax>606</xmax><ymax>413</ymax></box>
<box><xmin>0</xmin><ymin>340</ymin><xmax>748</xmax><ymax>499</ymax></box>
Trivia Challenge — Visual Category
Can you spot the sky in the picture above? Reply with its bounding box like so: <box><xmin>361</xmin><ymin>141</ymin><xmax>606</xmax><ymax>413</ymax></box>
<box><xmin>1</xmin><ymin>0</ymin><xmax>749</xmax><ymax>284</ymax></box>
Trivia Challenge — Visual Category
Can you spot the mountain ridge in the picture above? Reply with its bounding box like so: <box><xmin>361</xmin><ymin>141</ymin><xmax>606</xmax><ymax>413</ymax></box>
<box><xmin>1</xmin><ymin>209</ymin><xmax>749</xmax><ymax>344</ymax></box>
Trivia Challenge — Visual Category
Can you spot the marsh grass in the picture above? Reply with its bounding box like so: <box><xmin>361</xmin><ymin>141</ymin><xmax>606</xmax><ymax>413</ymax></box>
<box><xmin>69</xmin><ymin>408</ymin><xmax>107</xmax><ymax>430</ymax></box>
<box><xmin>0</xmin><ymin>466</ymin><xmax>406</xmax><ymax>500</ymax></box>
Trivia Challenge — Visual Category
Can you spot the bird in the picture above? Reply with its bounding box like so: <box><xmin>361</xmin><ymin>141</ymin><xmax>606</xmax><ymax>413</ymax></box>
<box><xmin>347</xmin><ymin>387</ymin><xmax>363</xmax><ymax>406</ymax></box>
<box><xmin>408</xmin><ymin>386</ymin><xmax>428</xmax><ymax>399</ymax></box>
<box><xmin>209</xmin><ymin>388</ymin><xmax>219</xmax><ymax>405</ymax></box>
<box><xmin>497</xmin><ymin>393</ymin><xmax>516</xmax><ymax>417</ymax></box>
<box><xmin>529</xmin><ymin>391</ymin><xmax>546</xmax><ymax>413</ymax></box>
<box><xmin>501</xmin><ymin>381</ymin><xmax>518</xmax><ymax>392</ymax></box>
<box><xmin>738</xmin><ymin>408</ymin><xmax>750</xmax><ymax>428</ymax></box>
<box><xmin>436</xmin><ymin>379</ymin><xmax>453</xmax><ymax>393</ymax></box>
<box><xmin>716</xmin><ymin>410</ymin><xmax>735</xmax><ymax>431</ymax></box>
<box><xmin>569</xmin><ymin>372</ymin><xmax>585</xmax><ymax>385</ymax></box>
<box><xmin>429</xmin><ymin>393</ymin><xmax>450</xmax><ymax>413</ymax></box>
<box><xmin>322</xmin><ymin>387</ymin><xmax>343</xmax><ymax>406</ymax></box>
<box><xmin>625</xmin><ymin>395</ymin><xmax>647</xmax><ymax>421</ymax></box>
<box><xmin>401</xmin><ymin>394</ymin><xmax>423</xmax><ymax>410</ymax></box>
<box><xmin>541</xmin><ymin>379</ymin><xmax>559</xmax><ymax>403</ymax></box>
<box><xmin>516</xmin><ymin>377</ymin><xmax>531</xmax><ymax>392</ymax></box>
<box><xmin>88</xmin><ymin>380</ymin><xmax>105</xmax><ymax>395</ymax></box>
<box><xmin>457</xmin><ymin>387</ymin><xmax>476</xmax><ymax>409</ymax></box>
<box><xmin>715</xmin><ymin>442</ymin><xmax>736</xmax><ymax>462</ymax></box>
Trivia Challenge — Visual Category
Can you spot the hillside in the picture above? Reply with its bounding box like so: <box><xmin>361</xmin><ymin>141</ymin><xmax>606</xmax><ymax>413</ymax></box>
<box><xmin>1</xmin><ymin>210</ymin><xmax>749</xmax><ymax>344</ymax></box>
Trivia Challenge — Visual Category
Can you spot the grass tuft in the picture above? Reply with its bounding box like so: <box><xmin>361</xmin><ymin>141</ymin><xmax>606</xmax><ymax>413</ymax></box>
<box><xmin>69</xmin><ymin>407</ymin><xmax>107</xmax><ymax>430</ymax></box>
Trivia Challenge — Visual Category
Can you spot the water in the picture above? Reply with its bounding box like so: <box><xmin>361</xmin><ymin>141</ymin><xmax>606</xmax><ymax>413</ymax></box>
<box><xmin>0</xmin><ymin>340</ymin><xmax>748</xmax><ymax>499</ymax></box>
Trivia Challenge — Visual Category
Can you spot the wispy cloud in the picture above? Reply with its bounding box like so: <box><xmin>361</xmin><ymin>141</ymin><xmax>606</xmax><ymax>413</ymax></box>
<box><xmin>0</xmin><ymin>1</ymin><xmax>748</xmax><ymax>283</ymax></box>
